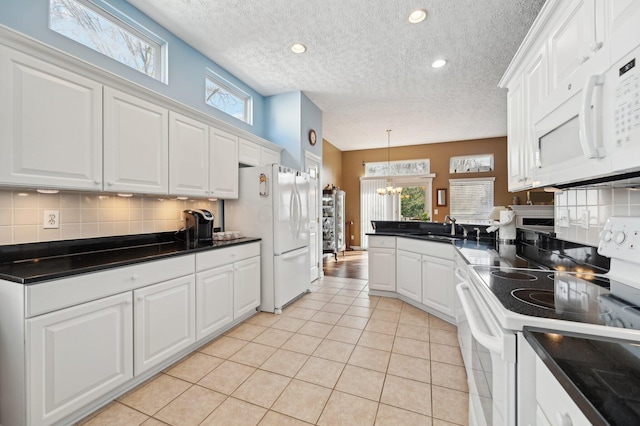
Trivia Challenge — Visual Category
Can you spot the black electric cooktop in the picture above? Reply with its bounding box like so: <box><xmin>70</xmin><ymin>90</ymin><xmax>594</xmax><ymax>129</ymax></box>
<box><xmin>471</xmin><ymin>265</ymin><xmax>640</xmax><ymax>329</ymax></box>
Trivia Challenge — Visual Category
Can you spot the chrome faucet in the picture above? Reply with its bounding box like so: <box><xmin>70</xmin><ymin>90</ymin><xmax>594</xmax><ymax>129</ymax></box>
<box><xmin>444</xmin><ymin>215</ymin><xmax>456</xmax><ymax>236</ymax></box>
<box><xmin>474</xmin><ymin>227</ymin><xmax>481</xmax><ymax>240</ymax></box>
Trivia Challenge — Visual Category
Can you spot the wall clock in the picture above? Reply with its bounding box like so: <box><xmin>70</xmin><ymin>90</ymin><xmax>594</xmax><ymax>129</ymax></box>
<box><xmin>308</xmin><ymin>129</ymin><xmax>317</xmax><ymax>146</ymax></box>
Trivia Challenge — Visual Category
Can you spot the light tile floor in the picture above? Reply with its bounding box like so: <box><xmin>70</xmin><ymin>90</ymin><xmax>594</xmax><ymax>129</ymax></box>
<box><xmin>79</xmin><ymin>276</ymin><xmax>469</xmax><ymax>426</ymax></box>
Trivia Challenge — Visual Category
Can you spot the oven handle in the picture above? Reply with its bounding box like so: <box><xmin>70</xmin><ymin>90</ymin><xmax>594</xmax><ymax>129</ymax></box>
<box><xmin>456</xmin><ymin>282</ymin><xmax>504</xmax><ymax>356</ymax></box>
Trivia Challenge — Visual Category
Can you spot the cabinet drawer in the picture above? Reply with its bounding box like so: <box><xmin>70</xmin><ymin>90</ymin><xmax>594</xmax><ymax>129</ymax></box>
<box><xmin>368</xmin><ymin>236</ymin><xmax>396</xmax><ymax>248</ymax></box>
<box><xmin>397</xmin><ymin>237</ymin><xmax>454</xmax><ymax>260</ymax></box>
<box><xmin>26</xmin><ymin>255</ymin><xmax>195</xmax><ymax>317</ymax></box>
<box><xmin>196</xmin><ymin>243</ymin><xmax>260</xmax><ymax>271</ymax></box>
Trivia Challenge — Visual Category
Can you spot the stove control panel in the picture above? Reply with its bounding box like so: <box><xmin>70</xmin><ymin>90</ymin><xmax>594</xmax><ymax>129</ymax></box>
<box><xmin>598</xmin><ymin>217</ymin><xmax>640</xmax><ymax>262</ymax></box>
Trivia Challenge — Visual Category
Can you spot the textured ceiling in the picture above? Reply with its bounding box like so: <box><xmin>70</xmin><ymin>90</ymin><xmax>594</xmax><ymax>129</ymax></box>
<box><xmin>126</xmin><ymin>0</ymin><xmax>546</xmax><ymax>151</ymax></box>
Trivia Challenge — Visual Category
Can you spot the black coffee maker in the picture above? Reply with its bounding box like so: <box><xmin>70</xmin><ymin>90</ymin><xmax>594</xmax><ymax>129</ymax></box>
<box><xmin>183</xmin><ymin>209</ymin><xmax>214</xmax><ymax>246</ymax></box>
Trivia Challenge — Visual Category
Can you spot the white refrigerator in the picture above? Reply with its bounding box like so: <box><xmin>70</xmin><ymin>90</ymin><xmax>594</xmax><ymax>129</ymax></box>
<box><xmin>225</xmin><ymin>164</ymin><xmax>311</xmax><ymax>313</ymax></box>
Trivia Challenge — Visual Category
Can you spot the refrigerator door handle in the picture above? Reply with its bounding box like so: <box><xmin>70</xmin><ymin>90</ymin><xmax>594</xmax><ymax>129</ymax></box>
<box><xmin>294</xmin><ymin>184</ymin><xmax>302</xmax><ymax>238</ymax></box>
<box><xmin>289</xmin><ymin>186</ymin><xmax>298</xmax><ymax>239</ymax></box>
<box><xmin>280</xmin><ymin>246</ymin><xmax>309</xmax><ymax>260</ymax></box>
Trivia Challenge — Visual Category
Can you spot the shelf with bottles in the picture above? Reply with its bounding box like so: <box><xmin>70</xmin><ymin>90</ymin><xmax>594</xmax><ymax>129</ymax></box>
<box><xmin>322</xmin><ymin>188</ymin><xmax>346</xmax><ymax>261</ymax></box>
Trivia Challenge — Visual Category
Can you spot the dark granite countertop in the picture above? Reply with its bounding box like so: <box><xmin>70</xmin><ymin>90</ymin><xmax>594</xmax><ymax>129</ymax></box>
<box><xmin>525</xmin><ymin>327</ymin><xmax>640</xmax><ymax>426</ymax></box>
<box><xmin>0</xmin><ymin>232</ymin><xmax>261</xmax><ymax>284</ymax></box>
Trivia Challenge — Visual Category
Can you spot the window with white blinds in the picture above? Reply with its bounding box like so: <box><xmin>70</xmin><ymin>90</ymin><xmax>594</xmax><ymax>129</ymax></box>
<box><xmin>449</xmin><ymin>178</ymin><xmax>495</xmax><ymax>222</ymax></box>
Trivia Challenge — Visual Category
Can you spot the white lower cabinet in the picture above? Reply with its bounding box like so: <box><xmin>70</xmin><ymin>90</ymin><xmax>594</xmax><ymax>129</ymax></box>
<box><xmin>368</xmin><ymin>248</ymin><xmax>397</xmax><ymax>292</ymax></box>
<box><xmin>370</xmin><ymin>237</ymin><xmax>457</xmax><ymax>319</ymax></box>
<box><xmin>233</xmin><ymin>256</ymin><xmax>261</xmax><ymax>318</ymax></box>
<box><xmin>396</xmin><ymin>246</ymin><xmax>455</xmax><ymax>318</ymax></box>
<box><xmin>4</xmin><ymin>245</ymin><xmax>262</xmax><ymax>425</ymax></box>
<box><xmin>195</xmin><ymin>242</ymin><xmax>261</xmax><ymax>340</ymax></box>
<box><xmin>196</xmin><ymin>265</ymin><xmax>234</xmax><ymax>340</ymax></box>
<box><xmin>422</xmin><ymin>256</ymin><xmax>455</xmax><ymax>318</ymax></box>
<box><xmin>396</xmin><ymin>250</ymin><xmax>422</xmax><ymax>301</ymax></box>
<box><xmin>134</xmin><ymin>275</ymin><xmax>195</xmax><ymax>375</ymax></box>
<box><xmin>26</xmin><ymin>292</ymin><xmax>133</xmax><ymax>426</ymax></box>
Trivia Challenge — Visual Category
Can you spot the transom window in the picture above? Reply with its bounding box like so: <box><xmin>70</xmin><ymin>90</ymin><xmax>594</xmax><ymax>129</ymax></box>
<box><xmin>49</xmin><ymin>0</ymin><xmax>165</xmax><ymax>81</ymax></box>
<box><xmin>205</xmin><ymin>70</ymin><xmax>253</xmax><ymax>125</ymax></box>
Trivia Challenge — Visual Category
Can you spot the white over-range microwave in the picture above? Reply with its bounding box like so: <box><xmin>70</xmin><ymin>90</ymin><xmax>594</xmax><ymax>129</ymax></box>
<box><xmin>532</xmin><ymin>29</ymin><xmax>640</xmax><ymax>188</ymax></box>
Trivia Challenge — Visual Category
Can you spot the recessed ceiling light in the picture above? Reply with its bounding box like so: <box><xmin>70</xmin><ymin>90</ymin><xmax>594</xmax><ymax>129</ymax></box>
<box><xmin>291</xmin><ymin>43</ymin><xmax>306</xmax><ymax>54</ymax></box>
<box><xmin>431</xmin><ymin>59</ymin><xmax>447</xmax><ymax>68</ymax></box>
<box><xmin>408</xmin><ymin>9</ymin><xmax>427</xmax><ymax>24</ymax></box>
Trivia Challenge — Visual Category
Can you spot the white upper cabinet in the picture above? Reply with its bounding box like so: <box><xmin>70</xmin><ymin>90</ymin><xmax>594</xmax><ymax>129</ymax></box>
<box><xmin>607</xmin><ymin>0</ymin><xmax>640</xmax><ymax>62</ymax></box>
<box><xmin>169</xmin><ymin>112</ymin><xmax>210</xmax><ymax>197</ymax></box>
<box><xmin>506</xmin><ymin>76</ymin><xmax>529</xmax><ymax>191</ymax></box>
<box><xmin>239</xmin><ymin>137</ymin><xmax>281</xmax><ymax>166</ymax></box>
<box><xmin>260</xmin><ymin>146</ymin><xmax>281</xmax><ymax>165</ymax></box>
<box><xmin>238</xmin><ymin>138</ymin><xmax>261</xmax><ymax>166</ymax></box>
<box><xmin>210</xmin><ymin>127</ymin><xmax>239</xmax><ymax>199</ymax></box>
<box><xmin>104</xmin><ymin>87</ymin><xmax>169</xmax><ymax>194</ymax></box>
<box><xmin>547</xmin><ymin>0</ymin><xmax>596</xmax><ymax>96</ymax></box>
<box><xmin>0</xmin><ymin>45</ymin><xmax>103</xmax><ymax>190</ymax></box>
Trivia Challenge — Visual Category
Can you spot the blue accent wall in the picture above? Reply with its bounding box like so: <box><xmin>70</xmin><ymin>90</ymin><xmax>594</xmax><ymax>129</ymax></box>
<box><xmin>265</xmin><ymin>91</ymin><xmax>302</xmax><ymax>169</ymax></box>
<box><xmin>265</xmin><ymin>91</ymin><xmax>323</xmax><ymax>170</ymax></box>
<box><xmin>0</xmin><ymin>0</ymin><xmax>266</xmax><ymax>137</ymax></box>
<box><xmin>301</xmin><ymin>91</ymin><xmax>323</xmax><ymax>161</ymax></box>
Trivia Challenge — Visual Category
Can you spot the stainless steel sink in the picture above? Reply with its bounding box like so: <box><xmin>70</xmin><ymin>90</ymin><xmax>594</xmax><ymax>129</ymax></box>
<box><xmin>408</xmin><ymin>233</ymin><xmax>463</xmax><ymax>242</ymax></box>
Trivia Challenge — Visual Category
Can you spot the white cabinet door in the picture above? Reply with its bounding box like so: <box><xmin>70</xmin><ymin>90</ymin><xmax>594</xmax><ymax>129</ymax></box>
<box><xmin>548</xmin><ymin>0</ymin><xmax>595</xmax><ymax>98</ymax></box>
<box><xmin>524</xmin><ymin>45</ymin><xmax>548</xmax><ymax>174</ymax></box>
<box><xmin>134</xmin><ymin>275</ymin><xmax>195</xmax><ymax>375</ymax></box>
<box><xmin>238</xmin><ymin>138</ymin><xmax>261</xmax><ymax>166</ymax></box>
<box><xmin>104</xmin><ymin>87</ymin><xmax>169</xmax><ymax>194</ymax></box>
<box><xmin>196</xmin><ymin>264</ymin><xmax>233</xmax><ymax>340</ymax></box>
<box><xmin>396</xmin><ymin>250</ymin><xmax>422</xmax><ymax>302</ymax></box>
<box><xmin>169</xmin><ymin>112</ymin><xmax>209</xmax><ymax>197</ymax></box>
<box><xmin>506</xmin><ymin>76</ymin><xmax>529</xmax><ymax>191</ymax></box>
<box><xmin>210</xmin><ymin>127</ymin><xmax>239</xmax><ymax>199</ymax></box>
<box><xmin>0</xmin><ymin>45</ymin><xmax>103</xmax><ymax>190</ymax></box>
<box><xmin>607</xmin><ymin>0</ymin><xmax>640</xmax><ymax>62</ymax></box>
<box><xmin>26</xmin><ymin>293</ymin><xmax>133</xmax><ymax>426</ymax></box>
<box><xmin>422</xmin><ymin>256</ymin><xmax>455</xmax><ymax>317</ymax></box>
<box><xmin>368</xmin><ymin>248</ymin><xmax>396</xmax><ymax>292</ymax></box>
<box><xmin>233</xmin><ymin>256</ymin><xmax>260</xmax><ymax>319</ymax></box>
<box><xmin>260</xmin><ymin>147</ymin><xmax>280</xmax><ymax>165</ymax></box>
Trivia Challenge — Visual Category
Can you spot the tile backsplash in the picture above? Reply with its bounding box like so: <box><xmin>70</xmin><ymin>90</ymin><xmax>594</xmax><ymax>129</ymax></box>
<box><xmin>0</xmin><ymin>190</ymin><xmax>219</xmax><ymax>246</ymax></box>
<box><xmin>555</xmin><ymin>187</ymin><xmax>640</xmax><ymax>246</ymax></box>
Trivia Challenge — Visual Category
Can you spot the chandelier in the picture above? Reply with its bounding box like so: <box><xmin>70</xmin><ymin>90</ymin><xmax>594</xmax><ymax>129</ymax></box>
<box><xmin>377</xmin><ymin>129</ymin><xmax>403</xmax><ymax>195</ymax></box>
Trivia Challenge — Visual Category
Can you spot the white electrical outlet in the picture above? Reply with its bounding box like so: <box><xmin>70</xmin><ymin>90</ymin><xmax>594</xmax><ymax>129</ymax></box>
<box><xmin>434</xmin><ymin>209</ymin><xmax>439</xmax><ymax>215</ymax></box>
<box><xmin>558</xmin><ymin>209</ymin><xmax>569</xmax><ymax>228</ymax></box>
<box><xmin>580</xmin><ymin>209</ymin><xmax>590</xmax><ymax>230</ymax></box>
<box><xmin>350</xmin><ymin>235</ymin><xmax>354</xmax><ymax>240</ymax></box>
<box><xmin>43</xmin><ymin>210</ymin><xmax>59</xmax><ymax>229</ymax></box>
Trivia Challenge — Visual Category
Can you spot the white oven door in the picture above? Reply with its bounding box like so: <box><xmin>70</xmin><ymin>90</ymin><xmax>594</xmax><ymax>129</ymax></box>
<box><xmin>456</xmin><ymin>281</ymin><xmax>516</xmax><ymax>426</ymax></box>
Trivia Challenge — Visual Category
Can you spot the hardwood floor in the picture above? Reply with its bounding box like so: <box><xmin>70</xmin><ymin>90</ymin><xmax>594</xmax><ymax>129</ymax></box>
<box><xmin>322</xmin><ymin>250</ymin><xmax>368</xmax><ymax>280</ymax></box>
